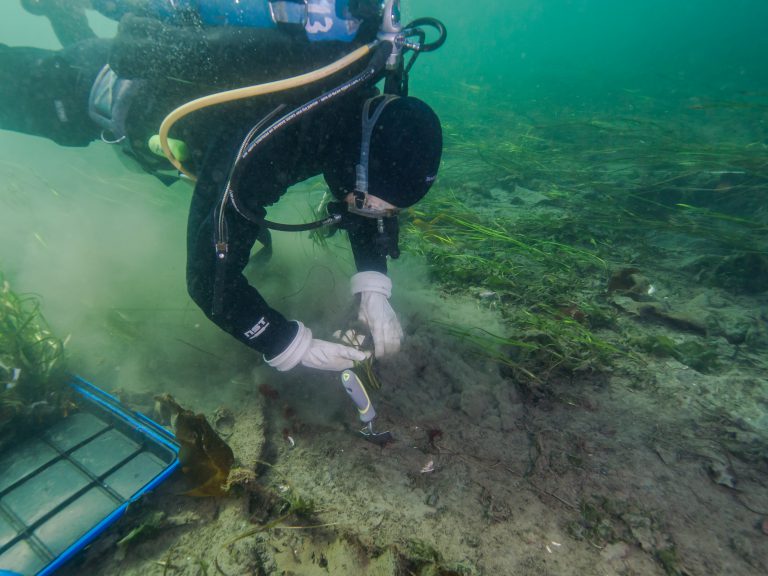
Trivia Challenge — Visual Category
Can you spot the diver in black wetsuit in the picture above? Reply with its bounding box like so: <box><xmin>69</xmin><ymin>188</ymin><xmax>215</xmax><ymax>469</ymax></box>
<box><xmin>2</xmin><ymin>1</ymin><xmax>444</xmax><ymax>373</ymax></box>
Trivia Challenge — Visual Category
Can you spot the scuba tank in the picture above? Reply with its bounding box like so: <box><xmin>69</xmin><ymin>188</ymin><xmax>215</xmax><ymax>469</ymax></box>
<box><xmin>113</xmin><ymin>0</ymin><xmax>366</xmax><ymax>42</ymax></box>
<box><xmin>304</xmin><ymin>0</ymin><xmax>361</xmax><ymax>42</ymax></box>
<box><xmin>147</xmin><ymin>0</ymin><xmax>280</xmax><ymax>28</ymax></box>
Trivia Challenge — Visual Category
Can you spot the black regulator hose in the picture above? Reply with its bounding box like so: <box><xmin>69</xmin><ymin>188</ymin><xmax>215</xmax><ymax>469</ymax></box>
<box><xmin>386</xmin><ymin>17</ymin><xmax>447</xmax><ymax>96</ymax></box>
<box><xmin>404</xmin><ymin>18</ymin><xmax>447</xmax><ymax>53</ymax></box>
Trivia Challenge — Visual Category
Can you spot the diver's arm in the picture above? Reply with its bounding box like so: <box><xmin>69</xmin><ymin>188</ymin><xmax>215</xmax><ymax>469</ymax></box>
<box><xmin>186</xmin><ymin>163</ymin><xmax>300</xmax><ymax>360</ymax></box>
<box><xmin>346</xmin><ymin>216</ymin><xmax>388</xmax><ymax>275</ymax></box>
<box><xmin>186</xmin><ymin>149</ymin><xmax>369</xmax><ymax>370</ymax></box>
<box><xmin>340</xmin><ymin>215</ymin><xmax>402</xmax><ymax>357</ymax></box>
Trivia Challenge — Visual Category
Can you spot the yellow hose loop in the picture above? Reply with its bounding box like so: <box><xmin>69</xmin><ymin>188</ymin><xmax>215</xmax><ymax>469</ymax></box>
<box><xmin>158</xmin><ymin>42</ymin><xmax>377</xmax><ymax>181</ymax></box>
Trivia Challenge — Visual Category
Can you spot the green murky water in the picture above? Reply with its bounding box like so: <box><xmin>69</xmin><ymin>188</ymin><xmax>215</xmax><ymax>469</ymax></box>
<box><xmin>1</xmin><ymin>2</ymin><xmax>767</xmax><ymax>575</ymax></box>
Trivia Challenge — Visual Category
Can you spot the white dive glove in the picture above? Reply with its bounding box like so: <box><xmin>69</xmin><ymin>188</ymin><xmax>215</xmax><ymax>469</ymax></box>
<box><xmin>351</xmin><ymin>271</ymin><xmax>403</xmax><ymax>358</ymax></box>
<box><xmin>266</xmin><ymin>321</ymin><xmax>369</xmax><ymax>372</ymax></box>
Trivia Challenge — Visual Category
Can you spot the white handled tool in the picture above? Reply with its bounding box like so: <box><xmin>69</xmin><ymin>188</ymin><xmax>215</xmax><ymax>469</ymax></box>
<box><xmin>341</xmin><ymin>370</ymin><xmax>393</xmax><ymax>445</ymax></box>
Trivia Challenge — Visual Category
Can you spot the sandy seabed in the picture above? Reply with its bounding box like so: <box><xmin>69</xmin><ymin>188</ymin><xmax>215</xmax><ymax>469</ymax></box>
<box><xmin>2</xmin><ymin>134</ymin><xmax>767</xmax><ymax>576</ymax></box>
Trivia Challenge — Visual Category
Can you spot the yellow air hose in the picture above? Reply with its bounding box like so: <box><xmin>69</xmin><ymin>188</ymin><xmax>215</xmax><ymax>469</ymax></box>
<box><xmin>157</xmin><ymin>41</ymin><xmax>378</xmax><ymax>181</ymax></box>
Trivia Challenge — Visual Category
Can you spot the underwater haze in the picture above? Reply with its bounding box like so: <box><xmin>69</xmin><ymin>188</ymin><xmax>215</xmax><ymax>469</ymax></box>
<box><xmin>411</xmin><ymin>0</ymin><xmax>768</xmax><ymax>96</ymax></box>
<box><xmin>1</xmin><ymin>1</ymin><xmax>767</xmax><ymax>575</ymax></box>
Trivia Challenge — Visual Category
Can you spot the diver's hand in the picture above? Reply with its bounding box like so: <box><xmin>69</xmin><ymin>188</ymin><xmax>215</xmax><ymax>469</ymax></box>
<box><xmin>266</xmin><ymin>321</ymin><xmax>369</xmax><ymax>372</ymax></box>
<box><xmin>351</xmin><ymin>271</ymin><xmax>403</xmax><ymax>357</ymax></box>
<box><xmin>299</xmin><ymin>338</ymin><xmax>370</xmax><ymax>371</ymax></box>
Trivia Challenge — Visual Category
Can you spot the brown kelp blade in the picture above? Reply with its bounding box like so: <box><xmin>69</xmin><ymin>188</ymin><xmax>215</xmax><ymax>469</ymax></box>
<box><xmin>172</xmin><ymin>406</ymin><xmax>235</xmax><ymax>497</ymax></box>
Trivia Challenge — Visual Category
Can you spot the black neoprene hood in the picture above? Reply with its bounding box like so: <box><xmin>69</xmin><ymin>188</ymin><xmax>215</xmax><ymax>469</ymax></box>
<box><xmin>365</xmin><ymin>96</ymin><xmax>443</xmax><ymax>208</ymax></box>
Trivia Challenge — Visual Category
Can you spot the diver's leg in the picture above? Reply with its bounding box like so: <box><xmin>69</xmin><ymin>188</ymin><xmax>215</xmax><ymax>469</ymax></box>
<box><xmin>0</xmin><ymin>38</ymin><xmax>108</xmax><ymax>146</ymax></box>
<box><xmin>20</xmin><ymin>0</ymin><xmax>95</xmax><ymax>47</ymax></box>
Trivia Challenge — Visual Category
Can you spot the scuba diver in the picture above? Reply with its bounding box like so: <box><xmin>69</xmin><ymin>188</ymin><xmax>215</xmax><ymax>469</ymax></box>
<box><xmin>2</xmin><ymin>1</ymin><xmax>447</xmax><ymax>374</ymax></box>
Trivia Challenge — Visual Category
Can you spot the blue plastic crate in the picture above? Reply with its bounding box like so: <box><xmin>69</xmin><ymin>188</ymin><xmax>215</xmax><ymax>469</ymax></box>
<box><xmin>0</xmin><ymin>376</ymin><xmax>180</xmax><ymax>576</ymax></box>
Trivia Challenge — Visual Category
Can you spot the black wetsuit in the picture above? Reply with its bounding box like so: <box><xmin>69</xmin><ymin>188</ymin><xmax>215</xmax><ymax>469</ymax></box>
<box><xmin>0</xmin><ymin>17</ymin><xmax>386</xmax><ymax>359</ymax></box>
<box><xmin>187</xmin><ymin>87</ymin><xmax>388</xmax><ymax>359</ymax></box>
